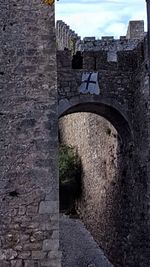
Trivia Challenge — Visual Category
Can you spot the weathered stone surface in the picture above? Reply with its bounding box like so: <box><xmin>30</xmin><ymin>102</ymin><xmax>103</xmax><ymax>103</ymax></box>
<box><xmin>0</xmin><ymin>1</ymin><xmax>59</xmax><ymax>266</ymax></box>
<box><xmin>30</xmin><ymin>231</ymin><xmax>44</xmax><ymax>243</ymax></box>
<box><xmin>24</xmin><ymin>260</ymin><xmax>40</xmax><ymax>267</ymax></box>
<box><xmin>41</xmin><ymin>259</ymin><xmax>61</xmax><ymax>267</ymax></box>
<box><xmin>11</xmin><ymin>260</ymin><xmax>23</xmax><ymax>267</ymax></box>
<box><xmin>0</xmin><ymin>261</ymin><xmax>10</xmax><ymax>267</ymax></box>
<box><xmin>51</xmin><ymin>230</ymin><xmax>59</xmax><ymax>240</ymax></box>
<box><xmin>56</xmin><ymin>20</ymin><xmax>145</xmax><ymax>53</ymax></box>
<box><xmin>57</xmin><ymin>22</ymin><xmax>150</xmax><ymax>267</ymax></box>
<box><xmin>43</xmin><ymin>239</ymin><xmax>59</xmax><ymax>251</ymax></box>
<box><xmin>39</xmin><ymin>201</ymin><xmax>58</xmax><ymax>214</ymax></box>
<box><xmin>1</xmin><ymin>1</ymin><xmax>150</xmax><ymax>266</ymax></box>
<box><xmin>0</xmin><ymin>249</ymin><xmax>17</xmax><ymax>260</ymax></box>
<box><xmin>59</xmin><ymin>113</ymin><xmax>120</xmax><ymax>262</ymax></box>
<box><xmin>18</xmin><ymin>251</ymin><xmax>31</xmax><ymax>259</ymax></box>
<box><xmin>23</xmin><ymin>243</ymin><xmax>42</xmax><ymax>251</ymax></box>
<box><xmin>32</xmin><ymin>251</ymin><xmax>47</xmax><ymax>260</ymax></box>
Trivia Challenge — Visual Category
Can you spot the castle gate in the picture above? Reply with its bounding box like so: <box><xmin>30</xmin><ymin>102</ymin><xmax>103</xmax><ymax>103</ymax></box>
<box><xmin>57</xmin><ymin>29</ymin><xmax>150</xmax><ymax>266</ymax></box>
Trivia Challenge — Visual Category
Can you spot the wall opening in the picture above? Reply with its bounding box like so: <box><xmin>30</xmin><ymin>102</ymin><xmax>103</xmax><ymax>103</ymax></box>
<box><xmin>59</xmin><ymin>110</ymin><xmax>132</xmax><ymax>266</ymax></box>
<box><xmin>58</xmin><ymin>98</ymin><xmax>134</xmax><ymax>267</ymax></box>
<box><xmin>59</xmin><ymin>111</ymin><xmax>121</xmax><ymax>213</ymax></box>
<box><xmin>72</xmin><ymin>51</ymin><xmax>83</xmax><ymax>69</ymax></box>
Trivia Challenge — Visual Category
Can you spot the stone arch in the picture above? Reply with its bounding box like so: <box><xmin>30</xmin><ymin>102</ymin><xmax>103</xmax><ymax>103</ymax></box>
<box><xmin>58</xmin><ymin>95</ymin><xmax>133</xmax><ymax>145</ymax></box>
<box><xmin>58</xmin><ymin>94</ymin><xmax>135</xmax><ymax>266</ymax></box>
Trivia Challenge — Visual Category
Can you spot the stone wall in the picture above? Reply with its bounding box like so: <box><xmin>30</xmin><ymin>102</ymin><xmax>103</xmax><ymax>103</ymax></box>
<box><xmin>57</xmin><ymin>47</ymin><xmax>138</xmax><ymax>140</ymax></box>
<box><xmin>127</xmin><ymin>37</ymin><xmax>150</xmax><ymax>267</ymax></box>
<box><xmin>57</xmin><ymin>25</ymin><xmax>150</xmax><ymax>266</ymax></box>
<box><xmin>0</xmin><ymin>1</ymin><xmax>60</xmax><ymax>266</ymax></box>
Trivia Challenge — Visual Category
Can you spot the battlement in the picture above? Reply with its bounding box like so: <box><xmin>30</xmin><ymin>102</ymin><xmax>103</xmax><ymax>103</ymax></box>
<box><xmin>56</xmin><ymin>20</ymin><xmax>146</xmax><ymax>54</ymax></box>
<box><xmin>57</xmin><ymin>35</ymin><xmax>147</xmax><ymax>69</ymax></box>
<box><xmin>56</xmin><ymin>20</ymin><xmax>81</xmax><ymax>53</ymax></box>
<box><xmin>79</xmin><ymin>38</ymin><xmax>141</xmax><ymax>53</ymax></box>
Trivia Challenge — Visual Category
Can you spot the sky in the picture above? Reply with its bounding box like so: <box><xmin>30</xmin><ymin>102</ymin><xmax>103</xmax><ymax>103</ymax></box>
<box><xmin>55</xmin><ymin>0</ymin><xmax>147</xmax><ymax>39</ymax></box>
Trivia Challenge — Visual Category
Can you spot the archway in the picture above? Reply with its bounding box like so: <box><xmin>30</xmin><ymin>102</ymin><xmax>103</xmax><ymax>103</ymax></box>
<box><xmin>59</xmin><ymin>95</ymin><xmax>133</xmax><ymax>145</ymax></box>
<box><xmin>58</xmin><ymin>96</ymin><xmax>134</xmax><ymax>267</ymax></box>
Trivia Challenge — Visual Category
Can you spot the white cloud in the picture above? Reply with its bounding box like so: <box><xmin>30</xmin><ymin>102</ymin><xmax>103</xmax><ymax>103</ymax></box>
<box><xmin>55</xmin><ymin>0</ymin><xmax>147</xmax><ymax>39</ymax></box>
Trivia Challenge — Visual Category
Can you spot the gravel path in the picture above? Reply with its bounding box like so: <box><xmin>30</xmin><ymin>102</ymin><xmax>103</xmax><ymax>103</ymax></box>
<box><xmin>60</xmin><ymin>214</ymin><xmax>114</xmax><ymax>267</ymax></box>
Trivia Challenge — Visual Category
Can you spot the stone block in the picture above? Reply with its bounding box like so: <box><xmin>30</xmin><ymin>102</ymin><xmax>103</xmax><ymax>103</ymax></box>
<box><xmin>43</xmin><ymin>239</ymin><xmax>59</xmax><ymax>251</ymax></box>
<box><xmin>24</xmin><ymin>260</ymin><xmax>40</xmax><ymax>267</ymax></box>
<box><xmin>39</xmin><ymin>201</ymin><xmax>58</xmax><ymax>214</ymax></box>
<box><xmin>40</xmin><ymin>220</ymin><xmax>59</xmax><ymax>231</ymax></box>
<box><xmin>23</xmin><ymin>243</ymin><xmax>42</xmax><ymax>251</ymax></box>
<box><xmin>26</xmin><ymin>205</ymin><xmax>38</xmax><ymax>216</ymax></box>
<box><xmin>83</xmin><ymin>37</ymin><xmax>96</xmax><ymax>42</ymax></box>
<box><xmin>0</xmin><ymin>261</ymin><xmax>10</xmax><ymax>267</ymax></box>
<box><xmin>18</xmin><ymin>251</ymin><xmax>31</xmax><ymax>259</ymax></box>
<box><xmin>31</xmin><ymin>251</ymin><xmax>47</xmax><ymax>260</ymax></box>
<box><xmin>101</xmin><ymin>36</ymin><xmax>114</xmax><ymax>41</ymax></box>
<box><xmin>18</xmin><ymin>206</ymin><xmax>26</xmax><ymax>215</ymax></box>
<box><xmin>11</xmin><ymin>260</ymin><xmax>22</xmax><ymax>267</ymax></box>
<box><xmin>0</xmin><ymin>250</ymin><xmax>17</xmax><ymax>261</ymax></box>
<box><xmin>51</xmin><ymin>230</ymin><xmax>59</xmax><ymax>240</ymax></box>
<box><xmin>30</xmin><ymin>231</ymin><xmax>44</xmax><ymax>243</ymax></box>
<box><xmin>48</xmin><ymin>250</ymin><xmax>62</xmax><ymax>260</ymax></box>
<box><xmin>107</xmin><ymin>51</ymin><xmax>117</xmax><ymax>62</ymax></box>
<box><xmin>41</xmin><ymin>259</ymin><xmax>61</xmax><ymax>267</ymax></box>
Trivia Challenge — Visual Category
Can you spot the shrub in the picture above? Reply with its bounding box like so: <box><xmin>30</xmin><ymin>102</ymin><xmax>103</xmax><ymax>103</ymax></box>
<box><xmin>59</xmin><ymin>144</ymin><xmax>82</xmax><ymax>212</ymax></box>
<box><xmin>59</xmin><ymin>144</ymin><xmax>80</xmax><ymax>184</ymax></box>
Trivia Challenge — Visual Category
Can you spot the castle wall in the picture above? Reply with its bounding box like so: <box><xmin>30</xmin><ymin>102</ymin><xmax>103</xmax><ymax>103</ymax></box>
<box><xmin>56</xmin><ymin>20</ymin><xmax>146</xmax><ymax>54</ymax></box>
<box><xmin>126</xmin><ymin>37</ymin><xmax>150</xmax><ymax>267</ymax></box>
<box><xmin>57</xmin><ymin>47</ymin><xmax>137</xmax><ymax>134</ymax></box>
<box><xmin>0</xmin><ymin>1</ymin><xmax>60</xmax><ymax>266</ymax></box>
<box><xmin>57</xmin><ymin>27</ymin><xmax>150</xmax><ymax>266</ymax></box>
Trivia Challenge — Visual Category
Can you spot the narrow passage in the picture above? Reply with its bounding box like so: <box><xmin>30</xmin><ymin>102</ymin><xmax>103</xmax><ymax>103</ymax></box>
<box><xmin>60</xmin><ymin>214</ymin><xmax>114</xmax><ymax>267</ymax></box>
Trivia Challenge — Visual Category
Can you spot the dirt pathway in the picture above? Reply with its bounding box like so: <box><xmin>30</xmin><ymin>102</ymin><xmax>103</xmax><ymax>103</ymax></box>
<box><xmin>60</xmin><ymin>214</ymin><xmax>114</xmax><ymax>267</ymax></box>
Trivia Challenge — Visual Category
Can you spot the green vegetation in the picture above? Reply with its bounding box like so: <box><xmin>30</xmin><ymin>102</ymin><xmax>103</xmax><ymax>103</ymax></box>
<box><xmin>59</xmin><ymin>144</ymin><xmax>82</xmax><ymax>212</ymax></box>
<box><xmin>59</xmin><ymin>144</ymin><xmax>80</xmax><ymax>184</ymax></box>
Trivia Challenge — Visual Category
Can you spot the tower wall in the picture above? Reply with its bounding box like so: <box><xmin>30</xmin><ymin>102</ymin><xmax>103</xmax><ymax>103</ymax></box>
<box><xmin>0</xmin><ymin>1</ymin><xmax>60</xmax><ymax>266</ymax></box>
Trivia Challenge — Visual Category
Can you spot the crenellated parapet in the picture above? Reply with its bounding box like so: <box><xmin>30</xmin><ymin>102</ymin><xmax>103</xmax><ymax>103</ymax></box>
<box><xmin>56</xmin><ymin>20</ymin><xmax>81</xmax><ymax>53</ymax></box>
<box><xmin>56</xmin><ymin>20</ymin><xmax>146</xmax><ymax>55</ymax></box>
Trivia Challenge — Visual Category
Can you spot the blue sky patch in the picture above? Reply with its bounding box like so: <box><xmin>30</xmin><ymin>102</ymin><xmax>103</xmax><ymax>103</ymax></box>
<box><xmin>55</xmin><ymin>0</ymin><xmax>147</xmax><ymax>39</ymax></box>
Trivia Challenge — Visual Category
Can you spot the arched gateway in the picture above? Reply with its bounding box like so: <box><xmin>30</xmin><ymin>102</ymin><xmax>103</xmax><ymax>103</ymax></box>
<box><xmin>57</xmin><ymin>30</ymin><xmax>150</xmax><ymax>266</ymax></box>
<box><xmin>59</xmin><ymin>95</ymin><xmax>132</xmax><ymax>144</ymax></box>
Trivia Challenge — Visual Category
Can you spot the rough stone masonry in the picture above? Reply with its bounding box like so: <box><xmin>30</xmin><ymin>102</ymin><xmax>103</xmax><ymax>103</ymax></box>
<box><xmin>0</xmin><ymin>1</ymin><xmax>60</xmax><ymax>267</ymax></box>
<box><xmin>1</xmin><ymin>1</ymin><xmax>150</xmax><ymax>267</ymax></box>
<box><xmin>57</xmin><ymin>20</ymin><xmax>150</xmax><ymax>267</ymax></box>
